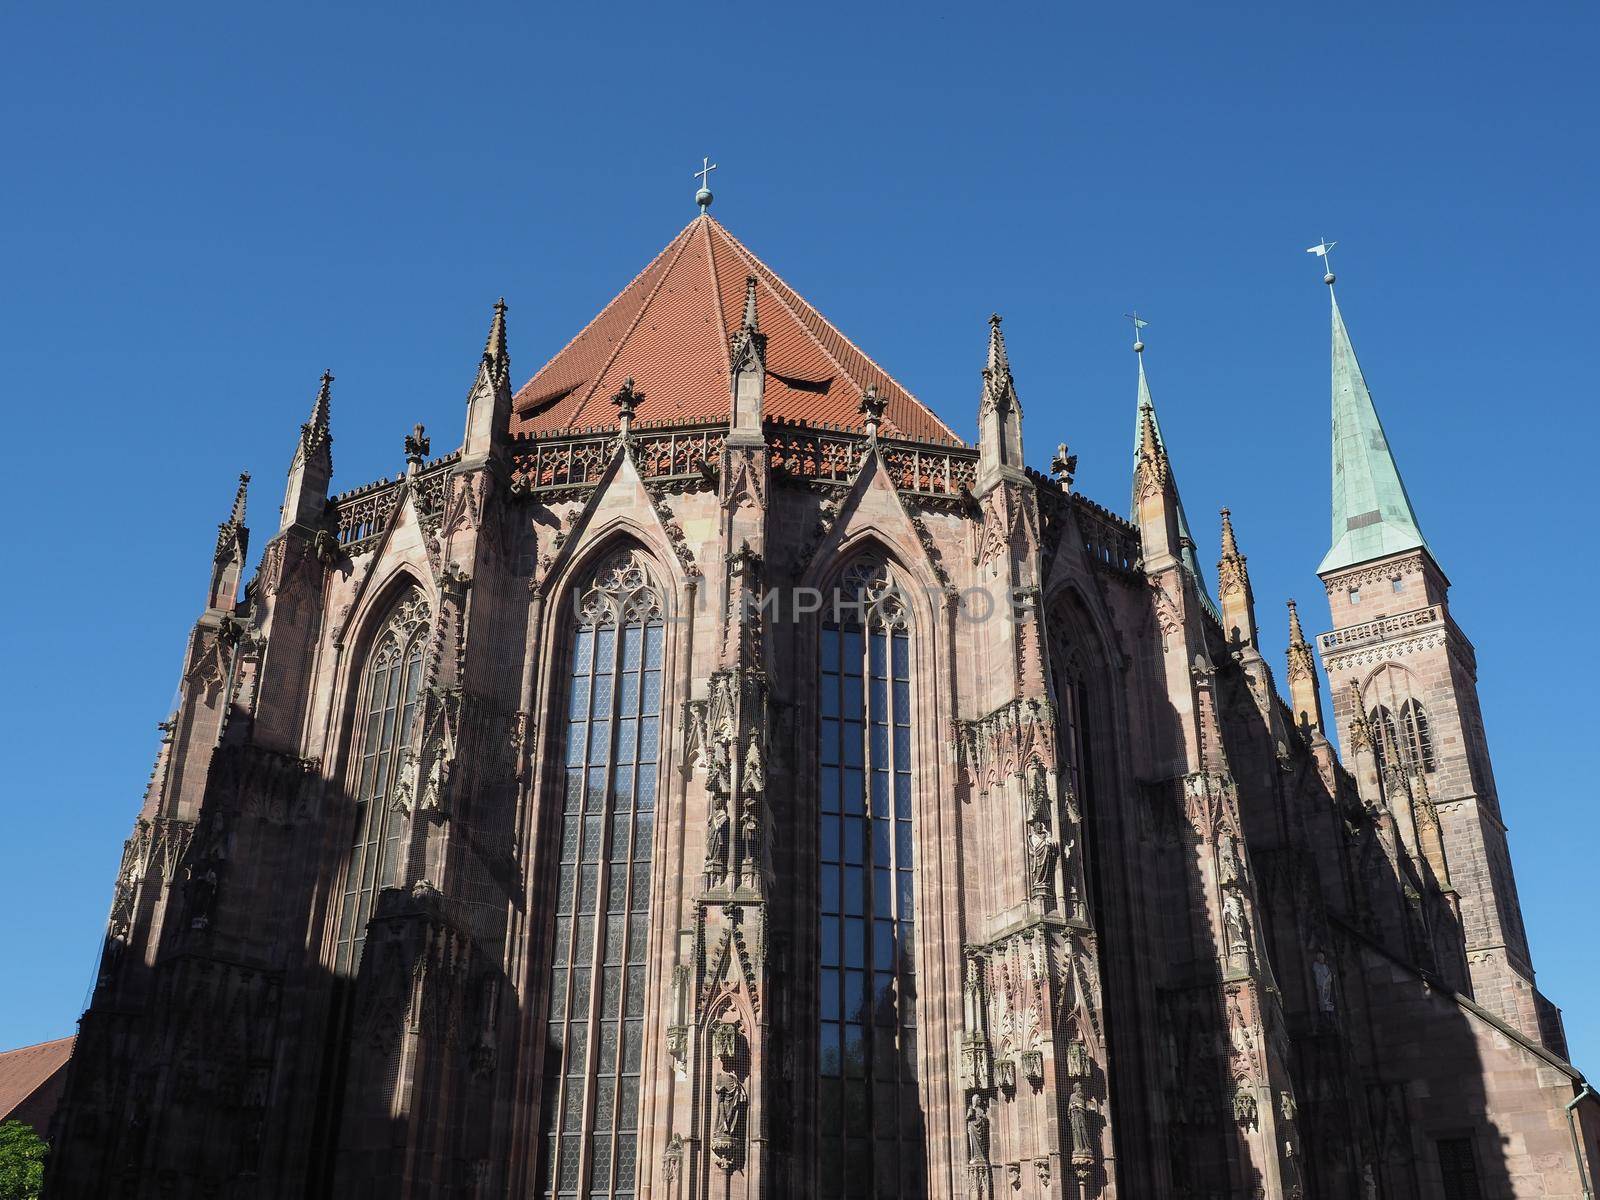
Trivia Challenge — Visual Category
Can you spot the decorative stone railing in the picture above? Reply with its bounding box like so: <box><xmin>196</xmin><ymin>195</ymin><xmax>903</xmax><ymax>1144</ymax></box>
<box><xmin>1317</xmin><ymin>605</ymin><xmax>1443</xmax><ymax>653</ymax></box>
<box><xmin>511</xmin><ymin>421</ymin><xmax>728</xmax><ymax>492</ymax></box>
<box><xmin>326</xmin><ymin>423</ymin><xmax>1139</xmax><ymax>576</ymax></box>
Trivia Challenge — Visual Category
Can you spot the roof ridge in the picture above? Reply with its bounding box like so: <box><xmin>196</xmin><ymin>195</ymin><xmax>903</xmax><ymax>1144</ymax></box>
<box><xmin>555</xmin><ymin>220</ymin><xmax>702</xmax><ymax>428</ymax></box>
<box><xmin>514</xmin><ymin>220</ymin><xmax>696</xmax><ymax>419</ymax></box>
<box><xmin>707</xmin><ymin>216</ymin><xmax>963</xmax><ymax>446</ymax></box>
<box><xmin>700</xmin><ymin>216</ymin><xmax>735</xmax><ymax>381</ymax></box>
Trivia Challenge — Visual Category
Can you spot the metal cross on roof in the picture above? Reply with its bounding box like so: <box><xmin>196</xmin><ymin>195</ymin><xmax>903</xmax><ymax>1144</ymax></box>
<box><xmin>695</xmin><ymin>157</ymin><xmax>718</xmax><ymax>210</ymax></box>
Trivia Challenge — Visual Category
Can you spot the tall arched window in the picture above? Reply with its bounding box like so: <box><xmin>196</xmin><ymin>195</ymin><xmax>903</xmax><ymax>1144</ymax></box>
<box><xmin>333</xmin><ymin>585</ymin><xmax>430</xmax><ymax>977</ymax></box>
<box><xmin>538</xmin><ymin>548</ymin><xmax>665</xmax><ymax>1200</ymax></box>
<box><xmin>817</xmin><ymin>557</ymin><xmax>922</xmax><ymax>1198</ymax></box>
<box><xmin>1402</xmin><ymin>699</ymin><xmax>1436</xmax><ymax>773</ymax></box>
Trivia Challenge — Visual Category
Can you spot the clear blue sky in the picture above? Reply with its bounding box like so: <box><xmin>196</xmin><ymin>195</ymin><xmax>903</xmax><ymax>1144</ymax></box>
<box><xmin>3</xmin><ymin>3</ymin><xmax>1595</xmax><ymax>1072</ymax></box>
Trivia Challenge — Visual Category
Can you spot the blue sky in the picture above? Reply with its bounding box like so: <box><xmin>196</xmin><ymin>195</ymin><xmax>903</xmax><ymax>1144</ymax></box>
<box><xmin>2</xmin><ymin>2</ymin><xmax>1595</xmax><ymax>1072</ymax></box>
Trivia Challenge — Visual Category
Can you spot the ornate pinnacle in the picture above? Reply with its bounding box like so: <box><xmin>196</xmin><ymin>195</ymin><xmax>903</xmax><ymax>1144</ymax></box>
<box><xmin>740</xmin><ymin>275</ymin><xmax>758</xmax><ymax>332</ymax></box>
<box><xmin>405</xmin><ymin>423</ymin><xmax>431</xmax><ymax>468</ymax></box>
<box><xmin>611</xmin><ymin>377</ymin><xmax>643</xmax><ymax>434</ymax></box>
<box><xmin>1287</xmin><ymin>599</ymin><xmax>1307</xmax><ymax>646</ymax></box>
<box><xmin>483</xmin><ymin>297</ymin><xmax>510</xmax><ymax>385</ymax></box>
<box><xmin>1220</xmin><ymin>507</ymin><xmax>1241</xmax><ymax>560</ymax></box>
<box><xmin>1050</xmin><ymin>442</ymin><xmax>1078</xmax><ymax>489</ymax></box>
<box><xmin>214</xmin><ymin>472</ymin><xmax>250</xmax><ymax>562</ymax></box>
<box><xmin>859</xmin><ymin>383</ymin><xmax>888</xmax><ymax>436</ymax></box>
<box><xmin>300</xmin><ymin>370</ymin><xmax>333</xmax><ymax>459</ymax></box>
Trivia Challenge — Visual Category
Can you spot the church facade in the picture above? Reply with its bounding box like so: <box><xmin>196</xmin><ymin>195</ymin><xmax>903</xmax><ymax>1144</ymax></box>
<box><xmin>45</xmin><ymin>207</ymin><xmax>1599</xmax><ymax>1199</ymax></box>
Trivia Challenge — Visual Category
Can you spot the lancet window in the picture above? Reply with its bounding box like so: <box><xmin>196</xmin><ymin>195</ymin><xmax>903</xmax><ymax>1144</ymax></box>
<box><xmin>538</xmin><ymin>548</ymin><xmax>665</xmax><ymax>1200</ymax></box>
<box><xmin>333</xmin><ymin>585</ymin><xmax>430</xmax><ymax>977</ymax></box>
<box><xmin>817</xmin><ymin>557</ymin><xmax>923</xmax><ymax>1197</ymax></box>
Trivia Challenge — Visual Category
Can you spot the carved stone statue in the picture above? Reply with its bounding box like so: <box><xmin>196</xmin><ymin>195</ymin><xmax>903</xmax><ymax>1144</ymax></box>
<box><xmin>711</xmin><ymin>1068</ymin><xmax>747</xmax><ymax>1169</ymax></box>
<box><xmin>1217</xmin><ymin>830</ymin><xmax>1240</xmax><ymax>885</ymax></box>
<box><xmin>1313</xmin><ymin>950</ymin><xmax>1337</xmax><ymax>1014</ymax></box>
<box><xmin>966</xmin><ymin>1093</ymin><xmax>990</xmax><ymax>1164</ymax></box>
<box><xmin>1026</xmin><ymin>759</ymin><xmax>1051</xmax><ymax>822</ymax></box>
<box><xmin>1027</xmin><ymin>822</ymin><xmax>1057</xmax><ymax>898</ymax></box>
<box><xmin>1068</xmin><ymin>1082</ymin><xmax>1093</xmax><ymax>1159</ymax></box>
<box><xmin>706</xmin><ymin>797</ymin><xmax>730</xmax><ymax>877</ymax></box>
<box><xmin>1223</xmin><ymin>890</ymin><xmax>1250</xmax><ymax>962</ymax></box>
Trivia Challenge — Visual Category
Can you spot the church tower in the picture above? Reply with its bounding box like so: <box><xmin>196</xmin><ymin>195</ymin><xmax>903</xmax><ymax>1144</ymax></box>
<box><xmin>1311</xmin><ymin>269</ymin><xmax>1560</xmax><ymax>1048</ymax></box>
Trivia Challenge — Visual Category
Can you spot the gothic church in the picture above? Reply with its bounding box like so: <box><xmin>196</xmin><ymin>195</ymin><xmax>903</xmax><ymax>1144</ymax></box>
<box><xmin>45</xmin><ymin>197</ymin><xmax>1600</xmax><ymax>1198</ymax></box>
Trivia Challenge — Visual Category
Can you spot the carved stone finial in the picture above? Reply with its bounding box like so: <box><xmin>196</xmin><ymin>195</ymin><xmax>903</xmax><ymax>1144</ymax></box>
<box><xmin>859</xmin><ymin>383</ymin><xmax>888</xmax><ymax>437</ymax></box>
<box><xmin>1050</xmin><ymin>442</ymin><xmax>1078</xmax><ymax>489</ymax></box>
<box><xmin>405</xmin><ymin>423</ymin><xmax>430</xmax><ymax>469</ymax></box>
<box><xmin>611</xmin><ymin>377</ymin><xmax>643</xmax><ymax>435</ymax></box>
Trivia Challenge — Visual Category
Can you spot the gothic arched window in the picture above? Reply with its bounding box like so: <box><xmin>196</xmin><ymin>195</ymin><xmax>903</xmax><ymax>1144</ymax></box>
<box><xmin>538</xmin><ymin>548</ymin><xmax>665</xmax><ymax>1200</ymax></box>
<box><xmin>1402</xmin><ymin>699</ymin><xmax>1436</xmax><ymax>773</ymax></box>
<box><xmin>333</xmin><ymin>585</ymin><xmax>430</xmax><ymax>977</ymax></box>
<box><xmin>817</xmin><ymin>557</ymin><xmax>923</xmax><ymax>1197</ymax></box>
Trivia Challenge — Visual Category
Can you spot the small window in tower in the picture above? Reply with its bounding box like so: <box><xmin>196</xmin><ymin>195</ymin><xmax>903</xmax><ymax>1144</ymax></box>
<box><xmin>1436</xmin><ymin>1136</ymin><xmax>1483</xmax><ymax>1200</ymax></box>
<box><xmin>1403</xmin><ymin>700</ymin><xmax>1437</xmax><ymax>773</ymax></box>
<box><xmin>1391</xmin><ymin>577</ymin><xmax>1403</xmax><ymax>594</ymax></box>
<box><xmin>1349</xmin><ymin>587</ymin><xmax>1361</xmax><ymax>604</ymax></box>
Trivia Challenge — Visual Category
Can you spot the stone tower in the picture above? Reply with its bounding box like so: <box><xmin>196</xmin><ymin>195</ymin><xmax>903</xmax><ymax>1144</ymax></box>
<box><xmin>1311</xmin><ymin>277</ymin><xmax>1562</xmax><ymax>1049</ymax></box>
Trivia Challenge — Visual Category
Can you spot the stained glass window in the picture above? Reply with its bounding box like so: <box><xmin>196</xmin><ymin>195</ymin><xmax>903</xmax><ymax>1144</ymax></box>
<box><xmin>538</xmin><ymin>549</ymin><xmax>664</xmax><ymax>1200</ymax></box>
<box><xmin>817</xmin><ymin>558</ymin><xmax>922</xmax><ymax>1198</ymax></box>
<box><xmin>333</xmin><ymin>586</ymin><xmax>430</xmax><ymax>977</ymax></box>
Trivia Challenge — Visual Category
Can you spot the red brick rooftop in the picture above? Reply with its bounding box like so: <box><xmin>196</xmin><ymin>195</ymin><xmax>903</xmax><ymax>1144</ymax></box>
<box><xmin>512</xmin><ymin>214</ymin><xmax>964</xmax><ymax>448</ymax></box>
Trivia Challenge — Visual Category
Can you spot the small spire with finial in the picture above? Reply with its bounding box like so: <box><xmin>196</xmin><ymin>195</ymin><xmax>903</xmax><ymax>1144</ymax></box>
<box><xmin>859</xmin><ymin>383</ymin><xmax>887</xmax><ymax>438</ymax></box>
<box><xmin>1220</xmin><ymin>506</ymin><xmax>1240</xmax><ymax>558</ymax></box>
<box><xmin>230</xmin><ymin>472</ymin><xmax>250</xmax><ymax>527</ymax></box>
<box><xmin>1306</xmin><ymin>238</ymin><xmax>1337</xmax><ymax>286</ymax></box>
<box><xmin>695</xmin><ymin>156</ymin><xmax>718</xmax><ymax>212</ymax></box>
<box><xmin>612</xmin><ymin>377</ymin><xmax>643</xmax><ymax>436</ymax></box>
<box><xmin>1126</xmin><ymin>311</ymin><xmax>1149</xmax><ymax>354</ymax></box>
<box><xmin>405</xmin><ymin>423</ymin><xmax>430</xmax><ymax>472</ymax></box>
<box><xmin>1287</xmin><ymin>598</ymin><xmax>1307</xmax><ymax>645</ymax></box>
<box><xmin>483</xmin><ymin>297</ymin><xmax>510</xmax><ymax>383</ymax></box>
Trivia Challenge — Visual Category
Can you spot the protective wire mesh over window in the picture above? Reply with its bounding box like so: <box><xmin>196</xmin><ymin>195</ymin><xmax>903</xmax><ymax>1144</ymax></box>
<box><xmin>817</xmin><ymin>557</ymin><xmax>924</xmax><ymax>1197</ymax></box>
<box><xmin>1370</xmin><ymin>698</ymin><xmax>1436</xmax><ymax>793</ymax></box>
<box><xmin>538</xmin><ymin>548</ymin><xmax>664</xmax><ymax>1200</ymax></box>
<box><xmin>334</xmin><ymin>586</ymin><xmax>430</xmax><ymax>977</ymax></box>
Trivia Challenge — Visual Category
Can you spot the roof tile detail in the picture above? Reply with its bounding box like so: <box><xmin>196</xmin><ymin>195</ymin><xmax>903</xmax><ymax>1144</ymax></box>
<box><xmin>512</xmin><ymin>216</ymin><xmax>963</xmax><ymax>447</ymax></box>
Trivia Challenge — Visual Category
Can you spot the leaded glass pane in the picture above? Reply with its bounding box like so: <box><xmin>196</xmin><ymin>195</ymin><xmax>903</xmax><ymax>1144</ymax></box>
<box><xmin>817</xmin><ymin>558</ymin><xmax>922</xmax><ymax>1196</ymax></box>
<box><xmin>537</xmin><ymin>549</ymin><xmax>664</xmax><ymax>1198</ymax></box>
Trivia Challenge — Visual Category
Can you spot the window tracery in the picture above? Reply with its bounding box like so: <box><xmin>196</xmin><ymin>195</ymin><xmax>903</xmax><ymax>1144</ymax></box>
<box><xmin>538</xmin><ymin>547</ymin><xmax>665</xmax><ymax>1200</ymax></box>
<box><xmin>817</xmin><ymin>555</ymin><xmax>922</xmax><ymax>1197</ymax></box>
<box><xmin>333</xmin><ymin>586</ymin><xmax>430</xmax><ymax>977</ymax></box>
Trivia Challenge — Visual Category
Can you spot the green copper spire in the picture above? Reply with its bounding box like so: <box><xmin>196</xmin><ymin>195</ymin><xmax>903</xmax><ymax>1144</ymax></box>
<box><xmin>1316</xmin><ymin>285</ymin><xmax>1429</xmax><ymax>574</ymax></box>
<box><xmin>1131</xmin><ymin>348</ymin><xmax>1218</xmax><ymax>614</ymax></box>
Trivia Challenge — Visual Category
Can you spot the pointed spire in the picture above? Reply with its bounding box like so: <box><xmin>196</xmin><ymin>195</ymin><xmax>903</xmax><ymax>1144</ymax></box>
<box><xmin>1130</xmin><ymin>340</ymin><xmax>1217</xmax><ymax>612</ymax></box>
<box><xmin>985</xmin><ymin>312</ymin><xmax>1011</xmax><ymax>386</ymax></box>
<box><xmin>977</xmin><ymin>314</ymin><xmax>1025</xmax><ymax>489</ymax></box>
<box><xmin>282</xmin><ymin>372</ymin><xmax>334</xmax><ymax>532</ymax></box>
<box><xmin>1219</xmin><ymin>506</ymin><xmax>1239</xmax><ymax>558</ymax></box>
<box><xmin>728</xmin><ymin>275</ymin><xmax>767</xmax><ymax>446</ymax></box>
<box><xmin>1318</xmin><ymin>282</ymin><xmax>1430</xmax><ymax>574</ymax></box>
<box><xmin>741</xmin><ymin>273</ymin><xmax>759</xmax><ymax>332</ymax></box>
<box><xmin>483</xmin><ymin>297</ymin><xmax>509</xmax><ymax>386</ymax></box>
<box><xmin>463</xmin><ymin>298</ymin><xmax>514</xmax><ymax>462</ymax></box>
<box><xmin>229</xmin><ymin>471</ymin><xmax>249</xmax><ymax>527</ymax></box>
<box><xmin>1216</xmin><ymin>506</ymin><xmax>1257</xmax><ymax>648</ymax></box>
<box><xmin>301</xmin><ymin>370</ymin><xmax>333</xmax><ymax>462</ymax></box>
<box><xmin>210</xmin><ymin>471</ymin><xmax>251</xmax><ymax>610</ymax></box>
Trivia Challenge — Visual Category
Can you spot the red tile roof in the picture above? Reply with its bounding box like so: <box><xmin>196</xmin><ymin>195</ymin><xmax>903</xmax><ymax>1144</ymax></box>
<box><xmin>512</xmin><ymin>215</ymin><xmax>964</xmax><ymax>447</ymax></box>
<box><xmin>0</xmin><ymin>1035</ymin><xmax>73</xmax><ymax>1129</ymax></box>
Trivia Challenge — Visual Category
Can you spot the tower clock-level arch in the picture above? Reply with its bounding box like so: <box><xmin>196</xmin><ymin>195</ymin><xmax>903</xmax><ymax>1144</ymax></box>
<box><xmin>811</xmin><ymin>548</ymin><xmax>930</xmax><ymax>1199</ymax></box>
<box><xmin>534</xmin><ymin>542</ymin><xmax>671</xmax><ymax>1200</ymax></box>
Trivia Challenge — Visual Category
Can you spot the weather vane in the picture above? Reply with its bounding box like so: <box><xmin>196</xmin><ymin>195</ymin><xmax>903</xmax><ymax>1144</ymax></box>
<box><xmin>1306</xmin><ymin>238</ymin><xmax>1337</xmax><ymax>285</ymax></box>
<box><xmin>1125</xmin><ymin>311</ymin><xmax>1149</xmax><ymax>353</ymax></box>
<box><xmin>695</xmin><ymin>156</ymin><xmax>718</xmax><ymax>211</ymax></box>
